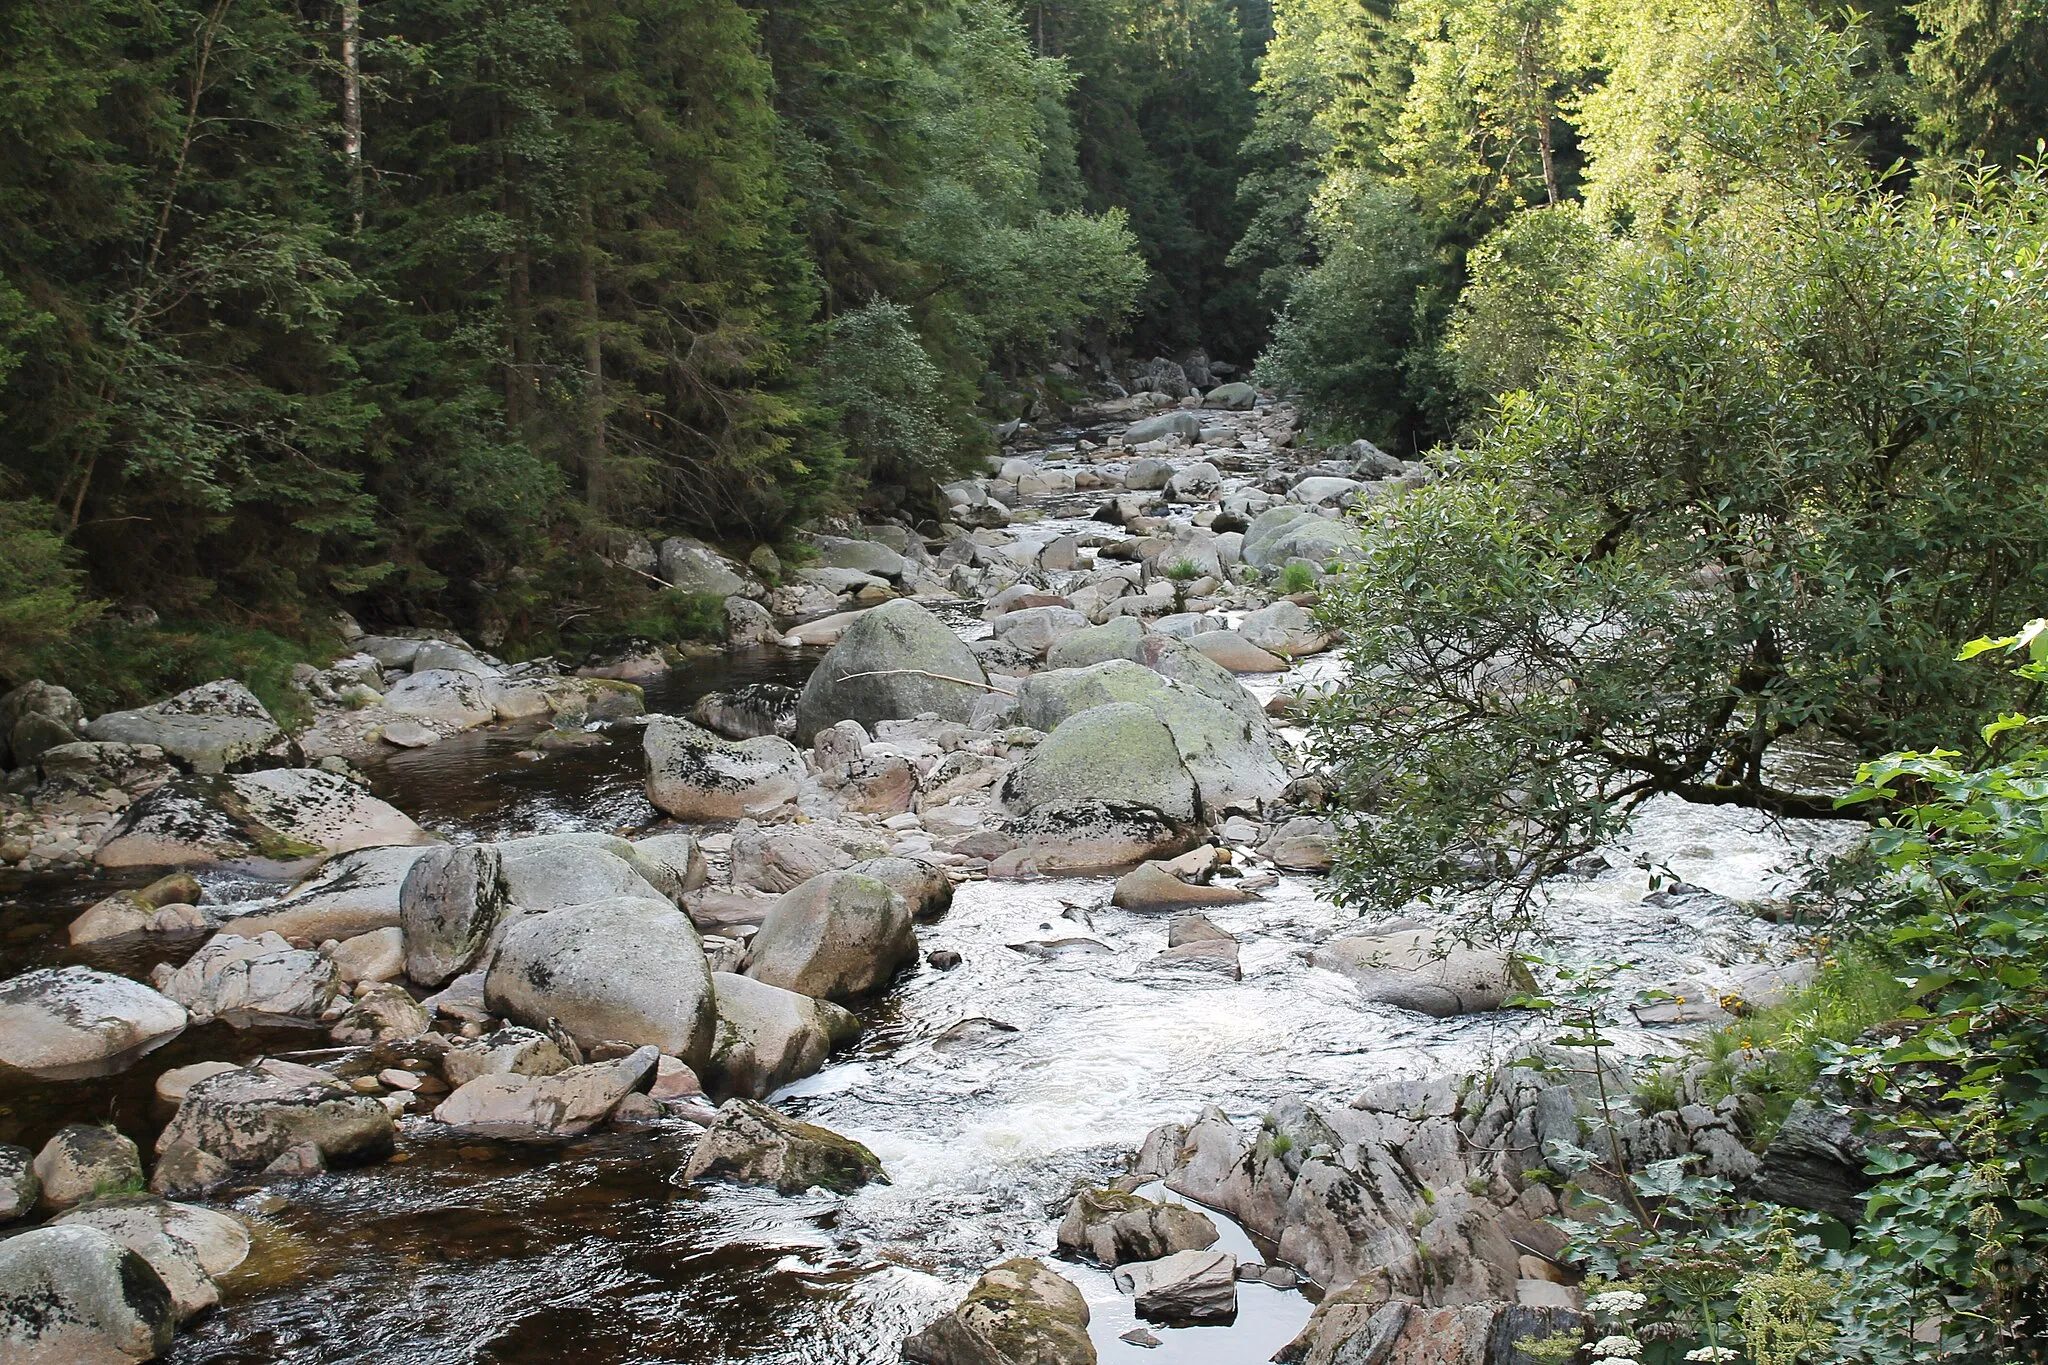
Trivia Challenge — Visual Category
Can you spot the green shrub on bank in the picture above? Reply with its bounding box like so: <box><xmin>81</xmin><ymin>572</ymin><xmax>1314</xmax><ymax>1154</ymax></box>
<box><xmin>27</xmin><ymin>618</ymin><xmax>338</xmax><ymax>730</ymax></box>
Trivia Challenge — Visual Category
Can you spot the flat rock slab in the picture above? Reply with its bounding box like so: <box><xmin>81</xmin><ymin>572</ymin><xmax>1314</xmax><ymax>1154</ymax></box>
<box><xmin>95</xmin><ymin>769</ymin><xmax>434</xmax><ymax>871</ymax></box>
<box><xmin>0</xmin><ymin>967</ymin><xmax>187</xmax><ymax>1080</ymax></box>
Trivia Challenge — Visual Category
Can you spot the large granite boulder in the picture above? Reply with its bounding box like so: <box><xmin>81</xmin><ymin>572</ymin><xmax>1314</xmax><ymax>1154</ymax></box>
<box><xmin>154</xmin><ymin>932</ymin><xmax>336</xmax><ymax>1024</ymax></box>
<box><xmin>658</xmin><ymin>537</ymin><xmax>749</xmax><ymax>597</ymax></box>
<box><xmin>743</xmin><ymin>872</ymin><xmax>917</xmax><ymax>1002</ymax></box>
<box><xmin>902</xmin><ymin>1257</ymin><xmax>1095</xmax><ymax>1365</ymax></box>
<box><xmin>484</xmin><ymin>897</ymin><xmax>718</xmax><ymax>1063</ymax></box>
<box><xmin>1000</xmin><ymin>703</ymin><xmax>1198</xmax><ymax>824</ymax></box>
<box><xmin>399</xmin><ymin>843</ymin><xmax>508</xmax><ymax>987</ymax></box>
<box><xmin>684</xmin><ymin>1098</ymin><xmax>886</xmax><ymax>1194</ymax></box>
<box><xmin>53</xmin><ymin>1197</ymin><xmax>249</xmax><ymax>1322</ymax></box>
<box><xmin>702</xmin><ymin>972</ymin><xmax>861</xmax><ymax>1099</ymax></box>
<box><xmin>84</xmin><ymin>679</ymin><xmax>292</xmax><ymax>774</ymax></box>
<box><xmin>994</xmin><ymin>803</ymin><xmax>1199</xmax><ymax>876</ymax></box>
<box><xmin>156</xmin><ymin>1059</ymin><xmax>395</xmax><ymax>1174</ymax></box>
<box><xmin>433</xmin><ymin>1046</ymin><xmax>658</xmax><ymax>1138</ymax></box>
<box><xmin>1310</xmin><ymin>928</ymin><xmax>1529</xmax><ymax>1017</ymax></box>
<box><xmin>219</xmin><ymin>844</ymin><xmax>435</xmax><ymax>942</ymax></box>
<box><xmin>1241</xmin><ymin>505</ymin><xmax>1362</xmax><ymax>572</ymax></box>
<box><xmin>643</xmin><ymin>717</ymin><xmax>805</xmax><ymax>820</ymax></box>
<box><xmin>0</xmin><ymin>1224</ymin><xmax>175</xmax><ymax>1364</ymax></box>
<box><xmin>498</xmin><ymin>837</ymin><xmax>666</xmax><ymax>911</ymax></box>
<box><xmin>0</xmin><ymin>967</ymin><xmax>186</xmax><ymax>1080</ymax></box>
<box><xmin>1115</xmin><ymin>1248</ymin><xmax>1237</xmax><ymax>1324</ymax></box>
<box><xmin>1056</xmin><ymin>1188</ymin><xmax>1218</xmax><ymax>1267</ymax></box>
<box><xmin>95</xmin><ymin>768</ymin><xmax>433</xmax><ymax>870</ymax></box>
<box><xmin>794</xmin><ymin>600</ymin><xmax>988</xmax><ymax>744</ymax></box>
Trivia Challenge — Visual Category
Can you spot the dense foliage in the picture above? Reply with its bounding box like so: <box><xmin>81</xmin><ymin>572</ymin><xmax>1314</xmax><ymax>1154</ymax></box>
<box><xmin>0</xmin><ymin>0</ymin><xmax>1189</xmax><ymax>668</ymax></box>
<box><xmin>1308</xmin><ymin>11</ymin><xmax>2048</xmax><ymax>915</ymax></box>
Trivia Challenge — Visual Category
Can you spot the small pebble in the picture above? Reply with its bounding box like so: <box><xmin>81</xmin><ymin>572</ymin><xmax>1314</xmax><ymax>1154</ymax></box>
<box><xmin>926</xmin><ymin>949</ymin><xmax>963</xmax><ymax>971</ymax></box>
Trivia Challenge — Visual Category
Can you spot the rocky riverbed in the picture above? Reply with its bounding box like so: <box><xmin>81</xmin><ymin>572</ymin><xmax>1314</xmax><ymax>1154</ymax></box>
<box><xmin>0</xmin><ymin>382</ymin><xmax>1853</xmax><ymax>1364</ymax></box>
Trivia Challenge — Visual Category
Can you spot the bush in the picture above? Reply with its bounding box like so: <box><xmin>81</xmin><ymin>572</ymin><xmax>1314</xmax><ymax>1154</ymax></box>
<box><xmin>0</xmin><ymin>498</ymin><xmax>99</xmax><ymax>683</ymax></box>
<box><xmin>30</xmin><ymin>618</ymin><xmax>338</xmax><ymax>730</ymax></box>
<box><xmin>1277</xmin><ymin>562</ymin><xmax>1317</xmax><ymax>594</ymax></box>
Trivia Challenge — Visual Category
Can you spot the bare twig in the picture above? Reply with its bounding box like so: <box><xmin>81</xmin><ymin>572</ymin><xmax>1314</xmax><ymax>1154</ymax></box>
<box><xmin>832</xmin><ymin>668</ymin><xmax>1016</xmax><ymax>696</ymax></box>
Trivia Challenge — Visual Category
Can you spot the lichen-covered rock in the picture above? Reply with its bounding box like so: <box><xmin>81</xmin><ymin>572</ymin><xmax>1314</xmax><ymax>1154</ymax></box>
<box><xmin>0</xmin><ymin>1224</ymin><xmax>175</xmax><ymax>1364</ymax></box>
<box><xmin>33</xmin><ymin>1125</ymin><xmax>145</xmax><ymax>1210</ymax></box>
<box><xmin>225</xmin><ymin>843</ymin><xmax>436</xmax><ymax>942</ymax></box>
<box><xmin>441</xmin><ymin>1025</ymin><xmax>573</xmax><ymax>1088</ymax></box>
<box><xmin>53</xmin><ymin>1198</ymin><xmax>249</xmax><ymax>1322</ymax></box>
<box><xmin>433</xmin><ymin>1046</ymin><xmax>658</xmax><ymax>1137</ymax></box>
<box><xmin>399</xmin><ymin>843</ymin><xmax>508</xmax><ymax>987</ymax></box>
<box><xmin>0</xmin><ymin>1146</ymin><xmax>38</xmax><ymax>1222</ymax></box>
<box><xmin>67</xmin><ymin>872</ymin><xmax>204</xmax><ymax>945</ymax></box>
<box><xmin>684</xmin><ymin>1098</ymin><xmax>885</xmax><ymax>1194</ymax></box>
<box><xmin>845</xmin><ymin>855</ymin><xmax>953</xmax><ymax>920</ymax></box>
<box><xmin>1260</xmin><ymin>816</ymin><xmax>1336</xmax><ymax>871</ymax></box>
<box><xmin>994</xmin><ymin>802</ymin><xmax>1198</xmax><ymax>876</ymax></box>
<box><xmin>94</xmin><ymin>768</ymin><xmax>433</xmax><ymax>870</ymax></box>
<box><xmin>1237</xmin><ymin>600</ymin><xmax>1330</xmax><ymax>657</ymax></box>
<box><xmin>658</xmin><ymin>537</ymin><xmax>750</xmax><ymax>597</ymax></box>
<box><xmin>484</xmin><ymin>896</ymin><xmax>717</xmax><ymax>1063</ymax></box>
<box><xmin>1240</xmin><ymin>504</ymin><xmax>1363</xmax><ymax>572</ymax></box>
<box><xmin>498</xmin><ymin>837</ymin><xmax>665</xmax><ymax>911</ymax></box>
<box><xmin>84</xmin><ymin>679</ymin><xmax>293</xmax><ymax>774</ymax></box>
<box><xmin>690</xmin><ymin>683</ymin><xmax>801</xmax><ymax>741</ymax></box>
<box><xmin>1001</xmin><ymin>703</ymin><xmax>1198</xmax><ymax>823</ymax></box>
<box><xmin>326</xmin><ymin>981</ymin><xmax>431</xmax><ymax>1045</ymax></box>
<box><xmin>630</xmin><ymin>831</ymin><xmax>710</xmax><ymax>900</ymax></box>
<box><xmin>793</xmin><ymin>599</ymin><xmax>989</xmax><ymax>744</ymax></box>
<box><xmin>0</xmin><ymin>967</ymin><xmax>187</xmax><ymax>1080</ymax></box>
<box><xmin>155</xmin><ymin>1059</ymin><xmax>396</xmax><ymax>1172</ymax></box>
<box><xmin>155</xmin><ymin>932</ymin><xmax>337</xmax><ymax>1023</ymax></box>
<box><xmin>701</xmin><ymin>972</ymin><xmax>861</xmax><ymax>1099</ymax></box>
<box><xmin>743</xmin><ymin>872</ymin><xmax>917</xmax><ymax>1002</ymax></box>
<box><xmin>1057</xmin><ymin>1188</ymin><xmax>1218</xmax><ymax>1266</ymax></box>
<box><xmin>644</xmin><ymin>716</ymin><xmax>805</xmax><ymax>820</ymax></box>
<box><xmin>901</xmin><ymin>1257</ymin><xmax>1095</xmax><ymax>1365</ymax></box>
<box><xmin>380</xmin><ymin>669</ymin><xmax>498</xmax><ymax>730</ymax></box>
<box><xmin>730</xmin><ymin>821</ymin><xmax>853</xmax><ymax>894</ymax></box>
<box><xmin>1310</xmin><ymin>928</ymin><xmax>1528</xmax><ymax>1017</ymax></box>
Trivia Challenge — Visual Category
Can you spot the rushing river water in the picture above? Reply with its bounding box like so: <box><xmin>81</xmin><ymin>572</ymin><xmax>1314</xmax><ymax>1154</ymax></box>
<box><xmin>0</xmin><ymin>428</ymin><xmax>1858</xmax><ymax>1364</ymax></box>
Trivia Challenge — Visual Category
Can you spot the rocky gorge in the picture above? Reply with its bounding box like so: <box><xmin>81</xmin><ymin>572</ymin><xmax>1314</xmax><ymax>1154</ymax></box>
<box><xmin>0</xmin><ymin>380</ymin><xmax>1849</xmax><ymax>1365</ymax></box>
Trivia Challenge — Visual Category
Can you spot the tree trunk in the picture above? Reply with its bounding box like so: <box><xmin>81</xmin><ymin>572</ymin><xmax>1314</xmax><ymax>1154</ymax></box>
<box><xmin>340</xmin><ymin>0</ymin><xmax>363</xmax><ymax>230</ymax></box>
<box><xmin>580</xmin><ymin>206</ymin><xmax>607</xmax><ymax>514</ymax></box>
<box><xmin>1537</xmin><ymin>103</ymin><xmax>1559</xmax><ymax>206</ymax></box>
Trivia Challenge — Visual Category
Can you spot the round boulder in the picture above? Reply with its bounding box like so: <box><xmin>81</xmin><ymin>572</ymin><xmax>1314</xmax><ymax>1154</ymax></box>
<box><xmin>0</xmin><ymin>1224</ymin><xmax>175</xmax><ymax>1364</ymax></box>
<box><xmin>484</xmin><ymin>896</ymin><xmax>718</xmax><ymax>1064</ymax></box>
<box><xmin>1001</xmin><ymin>703</ymin><xmax>1198</xmax><ymax>824</ymax></box>
<box><xmin>744</xmin><ymin>872</ymin><xmax>917</xmax><ymax>1002</ymax></box>
<box><xmin>643</xmin><ymin>717</ymin><xmax>805</xmax><ymax>821</ymax></box>
<box><xmin>0</xmin><ymin>967</ymin><xmax>187</xmax><ymax>1080</ymax></box>
<box><xmin>794</xmin><ymin>600</ymin><xmax>988</xmax><ymax>744</ymax></box>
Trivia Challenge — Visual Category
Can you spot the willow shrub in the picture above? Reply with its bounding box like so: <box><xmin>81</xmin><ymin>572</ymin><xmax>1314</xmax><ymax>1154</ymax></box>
<box><xmin>1310</xmin><ymin>157</ymin><xmax>2048</xmax><ymax>919</ymax></box>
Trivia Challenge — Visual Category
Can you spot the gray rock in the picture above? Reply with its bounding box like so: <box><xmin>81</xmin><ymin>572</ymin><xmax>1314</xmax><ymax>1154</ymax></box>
<box><xmin>1001</xmin><ymin>703</ymin><xmax>1198</xmax><ymax>823</ymax></box>
<box><xmin>0</xmin><ymin>1223</ymin><xmax>175</xmax><ymax>1364</ymax></box>
<box><xmin>53</xmin><ymin>1197</ymin><xmax>249</xmax><ymax>1322</ymax></box>
<box><xmin>994</xmin><ymin>802</ymin><xmax>1198</xmax><ymax>875</ymax></box>
<box><xmin>1259</xmin><ymin>816</ymin><xmax>1336</xmax><ymax>871</ymax></box>
<box><xmin>224</xmin><ymin>844</ymin><xmax>436</xmax><ymax>942</ymax></box>
<box><xmin>67</xmin><ymin>872</ymin><xmax>203</xmax><ymax>946</ymax></box>
<box><xmin>484</xmin><ymin>897</ymin><xmax>718</xmax><ymax>1063</ymax></box>
<box><xmin>684</xmin><ymin>1098</ymin><xmax>886</xmax><ymax>1194</ymax></box>
<box><xmin>1238</xmin><ymin>600</ymin><xmax>1329</xmax><ymax>657</ymax></box>
<box><xmin>630</xmin><ymin>831</ymin><xmax>711</xmax><ymax>900</ymax></box>
<box><xmin>433</xmin><ymin>1046</ymin><xmax>658</xmax><ymax>1137</ymax></box>
<box><xmin>991</xmin><ymin>605</ymin><xmax>1088</xmax><ymax>658</ymax></box>
<box><xmin>325</xmin><ymin>981</ymin><xmax>430</xmax><ymax>1045</ymax></box>
<box><xmin>702</xmin><ymin>972</ymin><xmax>861</xmax><ymax>1099</ymax></box>
<box><xmin>0</xmin><ymin>1146</ymin><xmax>37</xmax><ymax>1222</ymax></box>
<box><xmin>33</xmin><ymin>1126</ymin><xmax>145</xmax><ymax>1210</ymax></box>
<box><xmin>724</xmin><ymin>596</ymin><xmax>782</xmax><ymax>647</ymax></box>
<box><xmin>1126</xmin><ymin>410</ymin><xmax>1202</xmax><ymax>444</ymax></box>
<box><xmin>812</xmin><ymin>535</ymin><xmax>911</xmax><ymax>583</ymax></box>
<box><xmin>845</xmin><ymin>856</ymin><xmax>953</xmax><ymax>919</ymax></box>
<box><xmin>329</xmin><ymin>927</ymin><xmax>404</xmax><ymax>983</ymax></box>
<box><xmin>1115</xmin><ymin>1248</ymin><xmax>1237</xmax><ymax>1324</ymax></box>
<box><xmin>1112</xmin><ymin>861</ymin><xmax>1252</xmax><ymax>912</ymax></box>
<box><xmin>1057</xmin><ymin>1188</ymin><xmax>1218</xmax><ymax>1266</ymax></box>
<box><xmin>794</xmin><ymin>600</ymin><xmax>990</xmax><ymax>744</ymax></box>
<box><xmin>643</xmin><ymin>717</ymin><xmax>805</xmax><ymax>820</ymax></box>
<box><xmin>0</xmin><ymin>680</ymin><xmax>85</xmax><ymax>769</ymax></box>
<box><xmin>744</xmin><ymin>872</ymin><xmax>917</xmax><ymax>1002</ymax></box>
<box><xmin>1288</xmin><ymin>476</ymin><xmax>1364</xmax><ymax>509</ymax></box>
<box><xmin>381</xmin><ymin>669</ymin><xmax>499</xmax><ymax>730</ymax></box>
<box><xmin>84</xmin><ymin>679</ymin><xmax>292</xmax><ymax>774</ymax></box>
<box><xmin>1185</xmin><ymin>630</ymin><xmax>1285</xmax><ymax>673</ymax></box>
<box><xmin>1240</xmin><ymin>505</ymin><xmax>1362</xmax><ymax>572</ymax></box>
<box><xmin>1167</xmin><ymin>461</ymin><xmax>1223</xmax><ymax>501</ymax></box>
<box><xmin>94</xmin><ymin>768</ymin><xmax>434</xmax><ymax>871</ymax></box>
<box><xmin>410</xmin><ymin>642</ymin><xmax>499</xmax><ymax>677</ymax></box>
<box><xmin>156</xmin><ymin>1060</ymin><xmax>395</xmax><ymax>1171</ymax></box>
<box><xmin>0</xmin><ymin>967</ymin><xmax>187</xmax><ymax>1080</ymax></box>
<box><xmin>155</xmin><ymin>932</ymin><xmax>336</xmax><ymax>1023</ymax></box>
<box><xmin>902</xmin><ymin>1257</ymin><xmax>1094</xmax><ymax>1365</ymax></box>
<box><xmin>1125</xmin><ymin>456</ymin><xmax>1174</xmax><ymax>489</ymax></box>
<box><xmin>730</xmin><ymin>821</ymin><xmax>852</xmax><ymax>894</ymax></box>
<box><xmin>499</xmin><ymin>839</ymin><xmax>665</xmax><ymax>911</ymax></box>
<box><xmin>1752</xmin><ymin>1099</ymin><xmax>1872</xmax><ymax>1223</ymax></box>
<box><xmin>658</xmin><ymin>537</ymin><xmax>749</xmax><ymax>597</ymax></box>
<box><xmin>1203</xmin><ymin>381</ymin><xmax>1256</xmax><ymax>410</ymax></box>
<box><xmin>1311</xmin><ymin>928</ymin><xmax>1528</xmax><ymax>1016</ymax></box>
<box><xmin>690</xmin><ymin>683</ymin><xmax>800</xmax><ymax>741</ymax></box>
<box><xmin>399</xmin><ymin>843</ymin><xmax>508</xmax><ymax>987</ymax></box>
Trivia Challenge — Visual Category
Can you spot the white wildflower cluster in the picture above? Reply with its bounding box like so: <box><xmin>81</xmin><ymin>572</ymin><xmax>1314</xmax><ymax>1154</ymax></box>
<box><xmin>1587</xmin><ymin>1336</ymin><xmax>1645</xmax><ymax>1359</ymax></box>
<box><xmin>1585</xmin><ymin>1290</ymin><xmax>1650</xmax><ymax>1315</ymax></box>
<box><xmin>1684</xmin><ymin>1349</ymin><xmax>1740</xmax><ymax>1363</ymax></box>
